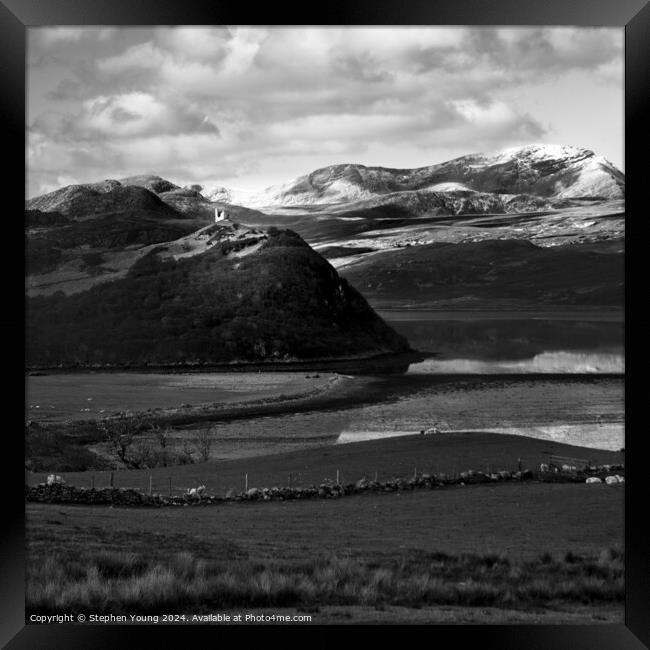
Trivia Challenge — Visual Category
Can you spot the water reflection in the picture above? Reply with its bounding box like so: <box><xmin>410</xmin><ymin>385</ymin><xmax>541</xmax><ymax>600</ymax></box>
<box><xmin>408</xmin><ymin>351</ymin><xmax>624</xmax><ymax>375</ymax></box>
<box><xmin>385</xmin><ymin>315</ymin><xmax>624</xmax><ymax>374</ymax></box>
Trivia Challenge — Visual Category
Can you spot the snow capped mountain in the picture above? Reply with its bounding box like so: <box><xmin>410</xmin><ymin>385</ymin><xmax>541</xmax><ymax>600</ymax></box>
<box><xmin>211</xmin><ymin>144</ymin><xmax>624</xmax><ymax>209</ymax></box>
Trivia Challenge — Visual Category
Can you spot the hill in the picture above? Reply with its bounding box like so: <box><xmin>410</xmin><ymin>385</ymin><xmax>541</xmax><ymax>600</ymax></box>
<box><xmin>26</xmin><ymin>182</ymin><xmax>186</xmax><ymax>220</ymax></box>
<box><xmin>26</xmin><ymin>175</ymin><xmax>269</xmax><ymax>227</ymax></box>
<box><xmin>24</xmin><ymin>176</ymin><xmax>270</xmax><ymax>292</ymax></box>
<box><xmin>26</xmin><ymin>224</ymin><xmax>411</xmax><ymax>368</ymax></box>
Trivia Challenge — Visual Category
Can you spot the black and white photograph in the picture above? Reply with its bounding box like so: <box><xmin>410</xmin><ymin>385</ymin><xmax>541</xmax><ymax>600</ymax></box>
<box><xmin>19</xmin><ymin>19</ymin><xmax>632</xmax><ymax>629</ymax></box>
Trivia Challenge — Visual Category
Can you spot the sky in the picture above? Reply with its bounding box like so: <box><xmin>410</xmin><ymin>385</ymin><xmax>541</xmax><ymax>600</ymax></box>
<box><xmin>27</xmin><ymin>26</ymin><xmax>624</xmax><ymax>198</ymax></box>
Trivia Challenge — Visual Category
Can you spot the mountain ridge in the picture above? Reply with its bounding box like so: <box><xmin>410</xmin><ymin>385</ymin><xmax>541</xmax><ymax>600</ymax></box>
<box><xmin>208</xmin><ymin>144</ymin><xmax>624</xmax><ymax>208</ymax></box>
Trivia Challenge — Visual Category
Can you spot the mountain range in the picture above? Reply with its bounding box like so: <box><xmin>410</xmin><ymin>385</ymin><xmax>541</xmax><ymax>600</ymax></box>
<box><xmin>25</xmin><ymin>143</ymin><xmax>624</xmax><ymax>366</ymax></box>
<box><xmin>204</xmin><ymin>144</ymin><xmax>624</xmax><ymax>209</ymax></box>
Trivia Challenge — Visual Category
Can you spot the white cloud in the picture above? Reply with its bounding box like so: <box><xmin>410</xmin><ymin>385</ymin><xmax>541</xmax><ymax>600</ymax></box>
<box><xmin>82</xmin><ymin>93</ymin><xmax>169</xmax><ymax>136</ymax></box>
<box><xmin>451</xmin><ymin>100</ymin><xmax>520</xmax><ymax>127</ymax></box>
<box><xmin>335</xmin><ymin>27</ymin><xmax>467</xmax><ymax>61</ymax></box>
<box><xmin>40</xmin><ymin>28</ymin><xmax>85</xmax><ymax>45</ymax></box>
<box><xmin>220</xmin><ymin>27</ymin><xmax>268</xmax><ymax>75</ymax></box>
<box><xmin>35</xmin><ymin>27</ymin><xmax>117</xmax><ymax>47</ymax></box>
<box><xmin>27</xmin><ymin>26</ymin><xmax>624</xmax><ymax>197</ymax></box>
<box><xmin>266</xmin><ymin>112</ymin><xmax>428</xmax><ymax>143</ymax></box>
<box><xmin>154</xmin><ymin>27</ymin><xmax>230</xmax><ymax>60</ymax></box>
<box><xmin>96</xmin><ymin>41</ymin><xmax>167</xmax><ymax>74</ymax></box>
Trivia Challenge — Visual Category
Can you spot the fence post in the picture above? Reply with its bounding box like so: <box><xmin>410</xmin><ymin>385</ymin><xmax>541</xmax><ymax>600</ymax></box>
<box><xmin>374</xmin><ymin>470</ymin><xmax>378</xmax><ymax>482</ymax></box>
<box><xmin>245</xmin><ymin>473</ymin><xmax>248</xmax><ymax>492</ymax></box>
<box><xmin>414</xmin><ymin>467</ymin><xmax>417</xmax><ymax>479</ymax></box>
<box><xmin>336</xmin><ymin>469</ymin><xmax>340</xmax><ymax>485</ymax></box>
<box><xmin>518</xmin><ymin>457</ymin><xmax>522</xmax><ymax>471</ymax></box>
<box><xmin>109</xmin><ymin>471</ymin><xmax>114</xmax><ymax>487</ymax></box>
<box><xmin>149</xmin><ymin>475</ymin><xmax>153</xmax><ymax>496</ymax></box>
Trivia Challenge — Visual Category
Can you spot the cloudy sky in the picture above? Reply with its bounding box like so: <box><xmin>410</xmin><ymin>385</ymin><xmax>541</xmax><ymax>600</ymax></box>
<box><xmin>27</xmin><ymin>26</ymin><xmax>623</xmax><ymax>198</ymax></box>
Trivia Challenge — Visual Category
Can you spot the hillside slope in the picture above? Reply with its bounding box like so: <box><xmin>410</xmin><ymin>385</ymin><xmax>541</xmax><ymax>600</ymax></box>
<box><xmin>340</xmin><ymin>239</ymin><xmax>624</xmax><ymax>309</ymax></box>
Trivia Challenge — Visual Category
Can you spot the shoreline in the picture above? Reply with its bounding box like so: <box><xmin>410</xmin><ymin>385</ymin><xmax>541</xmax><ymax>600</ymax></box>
<box><xmin>25</xmin><ymin>349</ymin><xmax>425</xmax><ymax>376</ymax></box>
<box><xmin>27</xmin><ymin>372</ymin><xmax>623</xmax><ymax>430</ymax></box>
<box><xmin>377</xmin><ymin>307</ymin><xmax>624</xmax><ymax>322</ymax></box>
<box><xmin>26</xmin><ymin>372</ymin><xmax>380</xmax><ymax>429</ymax></box>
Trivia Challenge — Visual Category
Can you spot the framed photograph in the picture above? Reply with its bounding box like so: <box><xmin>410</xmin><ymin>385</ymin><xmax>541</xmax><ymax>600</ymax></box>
<box><xmin>3</xmin><ymin>0</ymin><xmax>647</xmax><ymax>646</ymax></box>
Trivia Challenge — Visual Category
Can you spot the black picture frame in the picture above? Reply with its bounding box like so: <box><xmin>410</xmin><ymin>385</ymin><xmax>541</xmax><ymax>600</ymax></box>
<box><xmin>3</xmin><ymin>1</ymin><xmax>646</xmax><ymax>646</ymax></box>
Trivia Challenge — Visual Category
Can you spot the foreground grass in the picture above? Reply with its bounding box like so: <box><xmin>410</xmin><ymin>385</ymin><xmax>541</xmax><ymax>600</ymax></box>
<box><xmin>27</xmin><ymin>547</ymin><xmax>623</xmax><ymax>616</ymax></box>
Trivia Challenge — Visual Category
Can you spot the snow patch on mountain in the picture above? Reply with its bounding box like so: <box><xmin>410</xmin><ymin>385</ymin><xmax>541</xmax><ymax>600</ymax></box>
<box><xmin>489</xmin><ymin>143</ymin><xmax>589</xmax><ymax>165</ymax></box>
<box><xmin>424</xmin><ymin>182</ymin><xmax>476</xmax><ymax>192</ymax></box>
<box><xmin>553</xmin><ymin>156</ymin><xmax>624</xmax><ymax>199</ymax></box>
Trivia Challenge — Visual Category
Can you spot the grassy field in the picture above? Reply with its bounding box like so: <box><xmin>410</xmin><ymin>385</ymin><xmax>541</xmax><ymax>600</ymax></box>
<box><xmin>26</xmin><ymin>480</ymin><xmax>624</xmax><ymax>622</ymax></box>
<box><xmin>26</xmin><ymin>425</ymin><xmax>625</xmax><ymax>623</ymax></box>
<box><xmin>26</xmin><ymin>481</ymin><xmax>624</xmax><ymax>560</ymax></box>
<box><xmin>27</xmin><ymin>432</ymin><xmax>625</xmax><ymax>496</ymax></box>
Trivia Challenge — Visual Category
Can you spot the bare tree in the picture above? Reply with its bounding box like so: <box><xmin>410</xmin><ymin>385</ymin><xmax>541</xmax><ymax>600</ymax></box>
<box><xmin>99</xmin><ymin>415</ymin><xmax>147</xmax><ymax>469</ymax></box>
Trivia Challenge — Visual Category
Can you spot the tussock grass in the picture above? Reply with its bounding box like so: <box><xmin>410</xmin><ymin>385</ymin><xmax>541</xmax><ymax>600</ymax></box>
<box><xmin>26</xmin><ymin>547</ymin><xmax>623</xmax><ymax>615</ymax></box>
